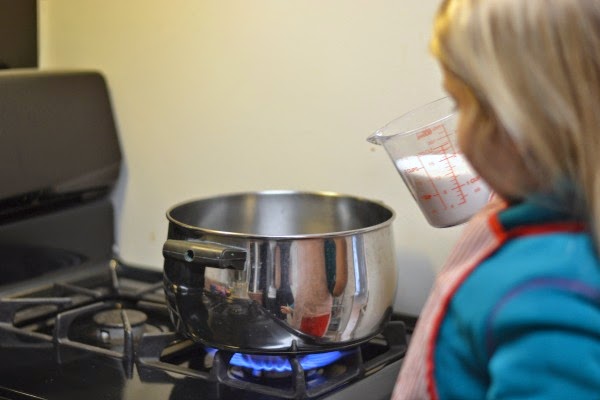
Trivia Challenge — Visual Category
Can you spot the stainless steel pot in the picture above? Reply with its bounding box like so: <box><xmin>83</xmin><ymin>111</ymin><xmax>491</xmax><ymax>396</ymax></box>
<box><xmin>162</xmin><ymin>190</ymin><xmax>397</xmax><ymax>354</ymax></box>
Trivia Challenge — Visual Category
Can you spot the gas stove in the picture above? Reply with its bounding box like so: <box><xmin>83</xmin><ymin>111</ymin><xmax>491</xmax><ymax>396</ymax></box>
<box><xmin>0</xmin><ymin>256</ymin><xmax>407</xmax><ymax>400</ymax></box>
<box><xmin>0</xmin><ymin>69</ymin><xmax>409</xmax><ymax>400</ymax></box>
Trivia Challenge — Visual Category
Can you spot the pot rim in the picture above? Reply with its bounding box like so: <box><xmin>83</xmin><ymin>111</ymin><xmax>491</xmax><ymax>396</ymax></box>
<box><xmin>165</xmin><ymin>189</ymin><xmax>396</xmax><ymax>240</ymax></box>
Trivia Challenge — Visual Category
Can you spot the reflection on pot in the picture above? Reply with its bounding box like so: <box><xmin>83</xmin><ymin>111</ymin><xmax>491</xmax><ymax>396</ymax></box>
<box><xmin>283</xmin><ymin>239</ymin><xmax>334</xmax><ymax>337</ymax></box>
<box><xmin>197</xmin><ymin>239</ymin><xmax>351</xmax><ymax>338</ymax></box>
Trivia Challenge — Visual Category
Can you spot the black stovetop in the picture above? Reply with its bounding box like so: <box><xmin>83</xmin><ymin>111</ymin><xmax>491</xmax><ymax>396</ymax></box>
<box><xmin>0</xmin><ymin>259</ymin><xmax>407</xmax><ymax>400</ymax></box>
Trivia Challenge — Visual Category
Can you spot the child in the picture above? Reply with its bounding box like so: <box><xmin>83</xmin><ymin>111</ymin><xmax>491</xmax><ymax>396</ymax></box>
<box><xmin>392</xmin><ymin>0</ymin><xmax>600</xmax><ymax>398</ymax></box>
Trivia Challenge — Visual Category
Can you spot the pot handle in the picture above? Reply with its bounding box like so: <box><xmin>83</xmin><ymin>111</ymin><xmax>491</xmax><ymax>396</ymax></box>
<box><xmin>162</xmin><ymin>239</ymin><xmax>246</xmax><ymax>270</ymax></box>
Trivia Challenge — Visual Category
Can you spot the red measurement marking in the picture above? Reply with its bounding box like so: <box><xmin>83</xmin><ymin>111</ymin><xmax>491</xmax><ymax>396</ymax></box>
<box><xmin>431</xmin><ymin>144</ymin><xmax>450</xmax><ymax>153</ymax></box>
<box><xmin>416</xmin><ymin>124</ymin><xmax>470</xmax><ymax>211</ymax></box>
<box><xmin>417</xmin><ymin>128</ymin><xmax>433</xmax><ymax>139</ymax></box>
<box><xmin>417</xmin><ymin>155</ymin><xmax>447</xmax><ymax>210</ymax></box>
<box><xmin>440</xmin><ymin>124</ymin><xmax>468</xmax><ymax>206</ymax></box>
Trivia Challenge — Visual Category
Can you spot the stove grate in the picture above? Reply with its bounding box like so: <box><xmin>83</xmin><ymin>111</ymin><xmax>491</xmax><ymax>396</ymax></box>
<box><xmin>137</xmin><ymin>321</ymin><xmax>407</xmax><ymax>399</ymax></box>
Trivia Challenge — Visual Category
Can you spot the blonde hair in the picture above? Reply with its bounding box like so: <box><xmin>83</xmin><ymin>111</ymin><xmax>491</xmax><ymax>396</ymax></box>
<box><xmin>432</xmin><ymin>0</ymin><xmax>600</xmax><ymax>249</ymax></box>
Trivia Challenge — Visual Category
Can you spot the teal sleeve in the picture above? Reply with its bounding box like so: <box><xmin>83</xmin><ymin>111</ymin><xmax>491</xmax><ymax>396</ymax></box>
<box><xmin>486</xmin><ymin>280</ymin><xmax>600</xmax><ymax>399</ymax></box>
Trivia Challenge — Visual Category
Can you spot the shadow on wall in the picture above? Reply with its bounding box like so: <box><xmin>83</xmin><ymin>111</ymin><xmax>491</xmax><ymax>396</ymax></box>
<box><xmin>393</xmin><ymin>250</ymin><xmax>436</xmax><ymax>316</ymax></box>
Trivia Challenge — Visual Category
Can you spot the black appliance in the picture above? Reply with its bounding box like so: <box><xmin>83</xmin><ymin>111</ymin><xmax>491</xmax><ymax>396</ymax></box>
<box><xmin>0</xmin><ymin>0</ymin><xmax>37</xmax><ymax>69</ymax></box>
<box><xmin>0</xmin><ymin>70</ymin><xmax>408</xmax><ymax>400</ymax></box>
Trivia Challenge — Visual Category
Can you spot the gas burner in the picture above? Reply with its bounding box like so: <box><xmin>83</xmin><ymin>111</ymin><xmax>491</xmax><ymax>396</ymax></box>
<box><xmin>0</xmin><ymin>263</ymin><xmax>172</xmax><ymax>360</ymax></box>
<box><xmin>147</xmin><ymin>321</ymin><xmax>408</xmax><ymax>400</ymax></box>
<box><xmin>227</xmin><ymin>351</ymin><xmax>350</xmax><ymax>388</ymax></box>
<box><xmin>229</xmin><ymin>351</ymin><xmax>346</xmax><ymax>375</ymax></box>
<box><xmin>93</xmin><ymin>308</ymin><xmax>148</xmax><ymax>346</ymax></box>
<box><xmin>65</xmin><ymin>302</ymin><xmax>171</xmax><ymax>354</ymax></box>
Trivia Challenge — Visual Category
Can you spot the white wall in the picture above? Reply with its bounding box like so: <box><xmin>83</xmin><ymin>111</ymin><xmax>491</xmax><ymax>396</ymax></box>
<box><xmin>38</xmin><ymin>0</ymin><xmax>463</xmax><ymax>315</ymax></box>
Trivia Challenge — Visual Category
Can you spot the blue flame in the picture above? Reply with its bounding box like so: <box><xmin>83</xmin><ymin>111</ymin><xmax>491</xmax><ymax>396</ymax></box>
<box><xmin>229</xmin><ymin>351</ymin><xmax>345</xmax><ymax>372</ymax></box>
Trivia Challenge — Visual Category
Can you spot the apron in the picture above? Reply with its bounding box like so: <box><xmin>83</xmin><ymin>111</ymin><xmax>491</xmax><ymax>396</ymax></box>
<box><xmin>391</xmin><ymin>198</ymin><xmax>507</xmax><ymax>400</ymax></box>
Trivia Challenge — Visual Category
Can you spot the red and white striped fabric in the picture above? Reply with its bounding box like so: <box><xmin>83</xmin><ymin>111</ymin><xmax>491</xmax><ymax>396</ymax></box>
<box><xmin>391</xmin><ymin>198</ymin><xmax>506</xmax><ymax>400</ymax></box>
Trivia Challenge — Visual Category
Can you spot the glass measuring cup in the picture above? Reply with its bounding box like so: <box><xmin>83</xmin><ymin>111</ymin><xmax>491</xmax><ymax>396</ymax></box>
<box><xmin>368</xmin><ymin>97</ymin><xmax>491</xmax><ymax>227</ymax></box>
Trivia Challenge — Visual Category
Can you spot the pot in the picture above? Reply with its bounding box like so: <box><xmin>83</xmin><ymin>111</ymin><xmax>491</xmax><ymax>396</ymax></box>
<box><xmin>162</xmin><ymin>190</ymin><xmax>397</xmax><ymax>354</ymax></box>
